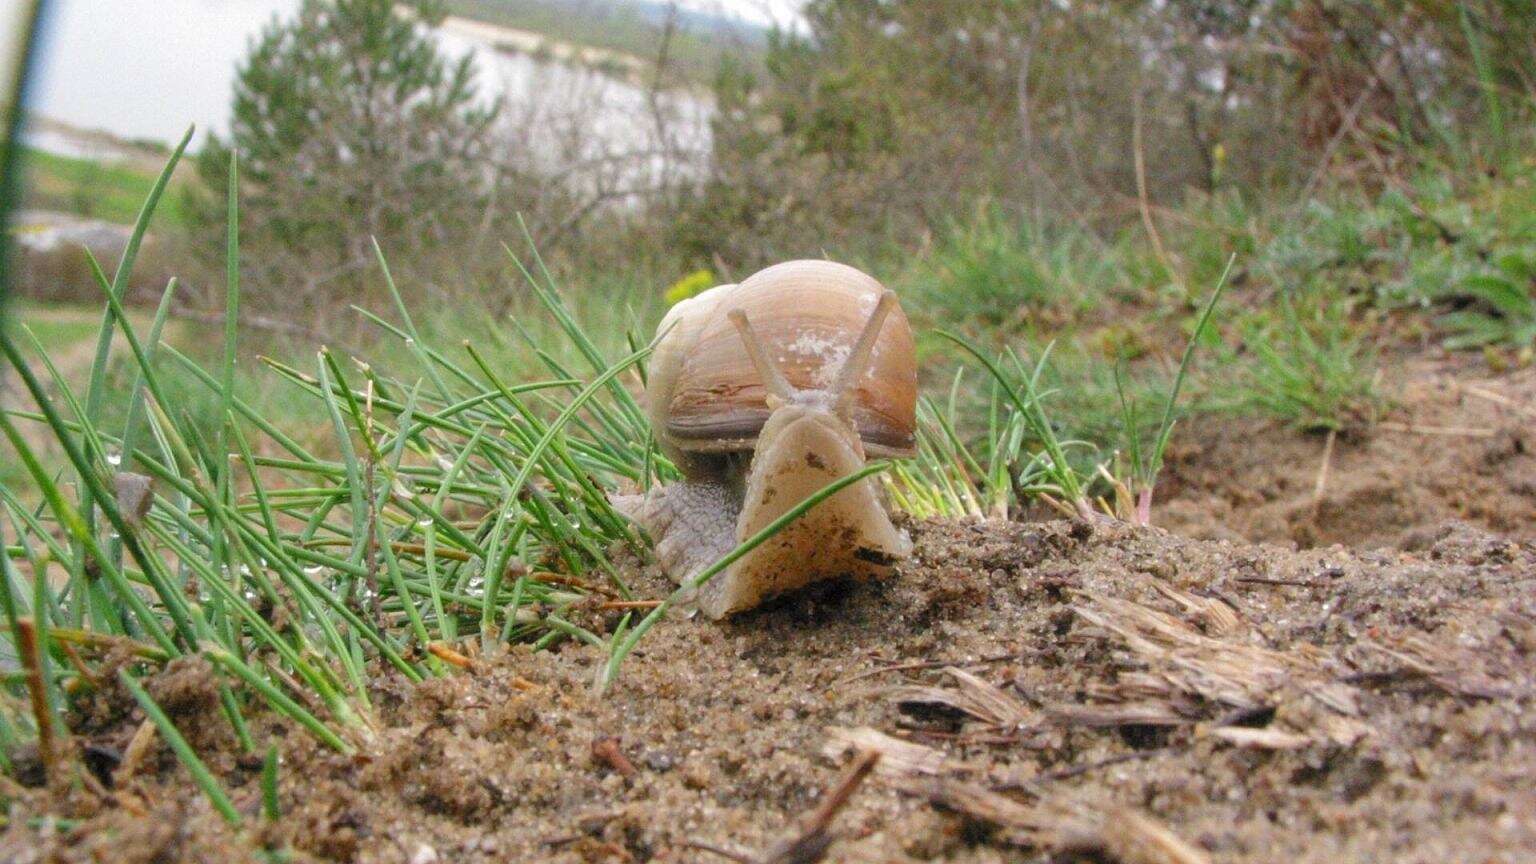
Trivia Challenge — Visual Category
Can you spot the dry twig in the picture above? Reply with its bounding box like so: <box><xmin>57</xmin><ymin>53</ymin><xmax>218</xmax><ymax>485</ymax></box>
<box><xmin>759</xmin><ymin>749</ymin><xmax>880</xmax><ymax>864</ymax></box>
<box><xmin>591</xmin><ymin>736</ymin><xmax>637</xmax><ymax>779</ymax></box>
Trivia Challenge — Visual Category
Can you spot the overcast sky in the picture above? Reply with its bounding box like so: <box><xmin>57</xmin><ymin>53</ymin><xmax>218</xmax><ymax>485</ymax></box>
<box><xmin>682</xmin><ymin>0</ymin><xmax>805</xmax><ymax>28</ymax></box>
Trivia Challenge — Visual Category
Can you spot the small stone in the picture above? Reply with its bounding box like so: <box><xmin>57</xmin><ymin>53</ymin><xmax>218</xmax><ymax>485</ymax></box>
<box><xmin>642</xmin><ymin>749</ymin><xmax>676</xmax><ymax>772</ymax></box>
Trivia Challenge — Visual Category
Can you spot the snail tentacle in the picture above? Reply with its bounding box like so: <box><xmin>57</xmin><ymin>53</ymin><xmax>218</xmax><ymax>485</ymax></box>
<box><xmin>727</xmin><ymin>308</ymin><xmax>796</xmax><ymax>406</ymax></box>
<box><xmin>829</xmin><ymin>290</ymin><xmax>898</xmax><ymax>415</ymax></box>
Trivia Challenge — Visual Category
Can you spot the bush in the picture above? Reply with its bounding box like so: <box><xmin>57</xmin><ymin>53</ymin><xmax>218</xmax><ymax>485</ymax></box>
<box><xmin>674</xmin><ymin>0</ymin><xmax>1535</xmax><ymax>271</ymax></box>
<box><xmin>185</xmin><ymin>0</ymin><xmax>500</xmax><ymax>327</ymax></box>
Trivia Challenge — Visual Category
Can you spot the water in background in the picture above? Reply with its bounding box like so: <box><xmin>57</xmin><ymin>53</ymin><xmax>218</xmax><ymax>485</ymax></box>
<box><xmin>26</xmin><ymin>0</ymin><xmax>709</xmax><ymax>169</ymax></box>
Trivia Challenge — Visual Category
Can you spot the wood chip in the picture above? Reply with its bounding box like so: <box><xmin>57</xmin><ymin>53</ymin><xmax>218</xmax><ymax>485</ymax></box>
<box><xmin>1062</xmin><ymin>590</ymin><xmax>1369</xmax><ymax>745</ymax></box>
<box><xmin>889</xmin><ymin>666</ymin><xmax>1034</xmax><ymax>730</ymax></box>
<box><xmin>899</xmin><ymin>776</ymin><xmax>1042</xmax><ymax>832</ymax></box>
<box><xmin>1047</xmin><ymin>701</ymin><xmax>1186</xmax><ymax>727</ymax></box>
<box><xmin>823</xmin><ymin>727</ymin><xmax>951</xmax><ymax>777</ymax></box>
<box><xmin>1204</xmin><ymin>726</ymin><xmax>1312</xmax><ymax>750</ymax></box>
<box><xmin>901</xmin><ymin>780</ymin><xmax>1213</xmax><ymax>864</ymax></box>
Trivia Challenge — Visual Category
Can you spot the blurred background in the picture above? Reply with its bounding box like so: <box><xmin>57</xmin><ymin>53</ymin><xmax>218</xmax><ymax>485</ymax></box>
<box><xmin>4</xmin><ymin>0</ymin><xmax>1535</xmax><ymax>483</ymax></box>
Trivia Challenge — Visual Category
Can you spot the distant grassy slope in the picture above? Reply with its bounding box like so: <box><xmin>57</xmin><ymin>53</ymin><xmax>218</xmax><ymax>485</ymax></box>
<box><xmin>18</xmin><ymin>145</ymin><xmax>190</xmax><ymax>226</ymax></box>
<box><xmin>445</xmin><ymin>0</ymin><xmax>764</xmax><ymax>82</ymax></box>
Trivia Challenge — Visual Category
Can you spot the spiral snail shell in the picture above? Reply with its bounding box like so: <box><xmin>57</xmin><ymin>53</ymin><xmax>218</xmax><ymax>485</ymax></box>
<box><xmin>615</xmin><ymin>260</ymin><xmax>916</xmax><ymax>618</ymax></box>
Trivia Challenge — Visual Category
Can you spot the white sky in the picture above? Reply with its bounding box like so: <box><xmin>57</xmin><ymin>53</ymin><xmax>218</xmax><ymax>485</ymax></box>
<box><xmin>681</xmin><ymin>0</ymin><xmax>806</xmax><ymax>28</ymax></box>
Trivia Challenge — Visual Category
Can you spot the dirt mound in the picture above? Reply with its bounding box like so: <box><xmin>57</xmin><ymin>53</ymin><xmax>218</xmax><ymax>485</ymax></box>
<box><xmin>4</xmin><ymin>516</ymin><xmax>1533</xmax><ymax>863</ymax></box>
<box><xmin>1158</xmin><ymin>360</ymin><xmax>1536</xmax><ymax>549</ymax></box>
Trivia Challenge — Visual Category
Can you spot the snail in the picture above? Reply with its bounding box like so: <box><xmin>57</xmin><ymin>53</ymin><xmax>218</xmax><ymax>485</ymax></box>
<box><xmin>615</xmin><ymin>260</ymin><xmax>917</xmax><ymax>619</ymax></box>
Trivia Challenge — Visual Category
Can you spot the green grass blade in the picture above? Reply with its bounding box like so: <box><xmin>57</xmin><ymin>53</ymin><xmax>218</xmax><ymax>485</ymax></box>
<box><xmin>119</xmin><ymin>670</ymin><xmax>242</xmax><ymax>826</ymax></box>
<box><xmin>82</xmin><ymin>125</ymin><xmax>194</xmax><ymax>426</ymax></box>
<box><xmin>261</xmin><ymin>745</ymin><xmax>281</xmax><ymax>821</ymax></box>
<box><xmin>1148</xmin><ymin>254</ymin><xmax>1233</xmax><ymax>476</ymax></box>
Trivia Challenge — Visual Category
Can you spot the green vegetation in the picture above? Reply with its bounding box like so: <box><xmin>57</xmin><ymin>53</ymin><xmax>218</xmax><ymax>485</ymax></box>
<box><xmin>17</xmin><ymin>146</ymin><xmax>189</xmax><ymax>226</ymax></box>
<box><xmin>7</xmin><ymin>301</ymin><xmax>108</xmax><ymax>353</ymax></box>
<box><xmin>1438</xmin><ymin>251</ymin><xmax>1536</xmax><ymax>350</ymax></box>
<box><xmin>904</xmin><ymin>211</ymin><xmax>1124</xmax><ymax>336</ymax></box>
<box><xmin>1234</xmin><ymin>292</ymin><xmax>1383</xmax><ymax>433</ymax></box>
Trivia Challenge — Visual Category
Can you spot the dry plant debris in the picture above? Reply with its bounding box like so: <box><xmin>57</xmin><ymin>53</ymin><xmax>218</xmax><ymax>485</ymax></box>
<box><xmin>1053</xmin><ymin>588</ymin><xmax>1371</xmax><ymax>747</ymax></box>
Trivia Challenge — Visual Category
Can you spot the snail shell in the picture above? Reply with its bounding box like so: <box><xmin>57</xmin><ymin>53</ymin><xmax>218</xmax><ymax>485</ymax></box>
<box><xmin>616</xmin><ymin>260</ymin><xmax>916</xmax><ymax>619</ymax></box>
<box><xmin>658</xmin><ymin>260</ymin><xmax>917</xmax><ymax>461</ymax></box>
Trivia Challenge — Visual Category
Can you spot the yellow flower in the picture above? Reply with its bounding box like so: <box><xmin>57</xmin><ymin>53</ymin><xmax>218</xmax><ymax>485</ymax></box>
<box><xmin>664</xmin><ymin>269</ymin><xmax>715</xmax><ymax>305</ymax></box>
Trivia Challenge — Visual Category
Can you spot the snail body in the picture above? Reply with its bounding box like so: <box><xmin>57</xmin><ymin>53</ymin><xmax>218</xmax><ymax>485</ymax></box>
<box><xmin>616</xmin><ymin>260</ymin><xmax>917</xmax><ymax>619</ymax></box>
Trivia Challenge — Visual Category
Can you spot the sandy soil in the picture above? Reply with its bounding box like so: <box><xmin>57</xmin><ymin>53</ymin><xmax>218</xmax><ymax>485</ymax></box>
<box><xmin>3</xmin><ymin>504</ymin><xmax>1532</xmax><ymax>862</ymax></box>
<box><xmin>1158</xmin><ymin>357</ymin><xmax>1536</xmax><ymax>549</ymax></box>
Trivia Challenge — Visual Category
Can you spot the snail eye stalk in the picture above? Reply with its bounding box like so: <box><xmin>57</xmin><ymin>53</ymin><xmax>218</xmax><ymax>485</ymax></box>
<box><xmin>728</xmin><ymin>308</ymin><xmax>797</xmax><ymax>408</ymax></box>
<box><xmin>829</xmin><ymin>290</ymin><xmax>896</xmax><ymax>414</ymax></box>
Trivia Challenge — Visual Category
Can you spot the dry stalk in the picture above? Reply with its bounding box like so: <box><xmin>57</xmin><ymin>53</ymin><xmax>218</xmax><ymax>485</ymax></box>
<box><xmin>701</xmin><ymin>744</ymin><xmax>889</xmax><ymax>864</ymax></box>
<box><xmin>114</xmin><ymin>717</ymin><xmax>158</xmax><ymax>786</ymax></box>
<box><xmin>1461</xmin><ymin>384</ymin><xmax>1536</xmax><ymax>419</ymax></box>
<box><xmin>1376</xmin><ymin>421</ymin><xmax>1494</xmax><ymax>437</ymax></box>
<box><xmin>1311</xmin><ymin>427</ymin><xmax>1337</xmax><ymax>508</ymax></box>
<box><xmin>1081</xmin><ymin>804</ymin><xmax>1206</xmax><ymax>863</ymax></box>
<box><xmin>823</xmin><ymin>727</ymin><xmax>952</xmax><ymax>778</ymax></box>
<box><xmin>831</xmin><ymin>652</ymin><xmax>1014</xmax><ymax>687</ymax></box>
<box><xmin>1132</xmin><ymin>82</ymin><xmax>1179</xmax><ymax>288</ymax></box>
<box><xmin>426</xmin><ymin>642</ymin><xmax>476</xmax><ymax>670</ymax></box>
<box><xmin>758</xmin><ymin>749</ymin><xmax>880</xmax><ymax>864</ymax></box>
<box><xmin>15</xmin><ymin>618</ymin><xmax>60</xmax><ymax>783</ymax></box>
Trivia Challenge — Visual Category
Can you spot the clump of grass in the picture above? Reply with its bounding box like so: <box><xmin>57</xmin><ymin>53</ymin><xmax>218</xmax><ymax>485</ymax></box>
<box><xmin>0</xmin><ymin>136</ymin><xmax>647</xmax><ymax>776</ymax></box>
<box><xmin>933</xmin><ymin>335</ymin><xmax>1102</xmax><ymax>521</ymax></box>
<box><xmin>1434</xmin><ymin>249</ymin><xmax>1536</xmax><ymax>350</ymax></box>
<box><xmin>1112</xmin><ymin>258</ymin><xmax>1232</xmax><ymax>524</ymax></box>
<box><xmin>1270</xmin><ymin>150</ymin><xmax>1536</xmax><ymax>356</ymax></box>
<box><xmin>1234</xmin><ymin>290</ymin><xmax>1383</xmax><ymax>434</ymax></box>
<box><xmin>884</xmin><ymin>374</ymin><xmax>1025</xmax><ymax>521</ymax></box>
<box><xmin>0</xmin><ymin>134</ymin><xmax>917</xmax><ymax>804</ymax></box>
<box><xmin>904</xmin><ymin>207</ymin><xmax>1125</xmax><ymax>334</ymax></box>
<box><xmin>925</xmin><ymin>258</ymin><xmax>1232</xmax><ymax>526</ymax></box>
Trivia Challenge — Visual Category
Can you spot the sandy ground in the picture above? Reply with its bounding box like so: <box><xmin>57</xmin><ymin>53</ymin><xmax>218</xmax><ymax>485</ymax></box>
<box><xmin>1159</xmin><ymin>357</ymin><xmax>1536</xmax><ymax>549</ymax></box>
<box><xmin>2</xmin><ymin>504</ymin><xmax>1531</xmax><ymax>862</ymax></box>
